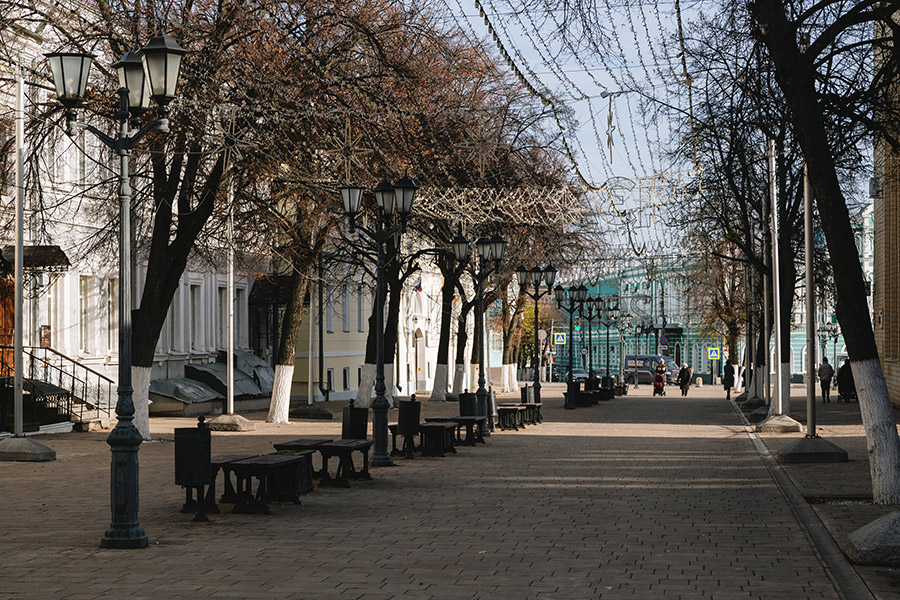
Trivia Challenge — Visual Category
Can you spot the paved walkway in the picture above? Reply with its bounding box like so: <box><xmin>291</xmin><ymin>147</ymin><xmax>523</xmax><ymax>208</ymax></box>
<box><xmin>0</xmin><ymin>383</ymin><xmax>896</xmax><ymax>598</ymax></box>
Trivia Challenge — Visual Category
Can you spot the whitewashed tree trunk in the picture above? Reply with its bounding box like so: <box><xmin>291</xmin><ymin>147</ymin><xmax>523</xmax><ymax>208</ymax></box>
<box><xmin>499</xmin><ymin>364</ymin><xmax>511</xmax><ymax>392</ymax></box>
<box><xmin>748</xmin><ymin>368</ymin><xmax>763</xmax><ymax>399</ymax></box>
<box><xmin>451</xmin><ymin>363</ymin><xmax>466</xmax><ymax>395</ymax></box>
<box><xmin>431</xmin><ymin>363</ymin><xmax>449</xmax><ymax>402</ymax></box>
<box><xmin>780</xmin><ymin>363</ymin><xmax>791</xmax><ymax>415</ymax></box>
<box><xmin>385</xmin><ymin>363</ymin><xmax>395</xmax><ymax>407</ymax></box>
<box><xmin>267</xmin><ymin>364</ymin><xmax>293</xmax><ymax>423</ymax></box>
<box><xmin>855</xmin><ymin>359</ymin><xmax>900</xmax><ymax>503</ymax></box>
<box><xmin>509</xmin><ymin>364</ymin><xmax>520</xmax><ymax>392</ymax></box>
<box><xmin>469</xmin><ymin>364</ymin><xmax>478</xmax><ymax>392</ymax></box>
<box><xmin>766</xmin><ymin>362</ymin><xmax>793</xmax><ymax>416</ymax></box>
<box><xmin>132</xmin><ymin>366</ymin><xmax>151</xmax><ymax>441</ymax></box>
<box><xmin>355</xmin><ymin>363</ymin><xmax>376</xmax><ymax>408</ymax></box>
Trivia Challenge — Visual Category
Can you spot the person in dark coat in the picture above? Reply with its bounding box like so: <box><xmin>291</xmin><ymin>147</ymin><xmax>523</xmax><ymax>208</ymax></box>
<box><xmin>837</xmin><ymin>358</ymin><xmax>855</xmax><ymax>401</ymax></box>
<box><xmin>723</xmin><ymin>359</ymin><xmax>735</xmax><ymax>400</ymax></box>
<box><xmin>677</xmin><ymin>364</ymin><xmax>692</xmax><ymax>397</ymax></box>
<box><xmin>817</xmin><ymin>357</ymin><xmax>834</xmax><ymax>403</ymax></box>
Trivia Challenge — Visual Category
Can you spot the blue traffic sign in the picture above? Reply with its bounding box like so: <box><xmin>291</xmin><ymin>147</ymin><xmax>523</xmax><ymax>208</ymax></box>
<box><xmin>708</xmin><ymin>347</ymin><xmax>721</xmax><ymax>360</ymax></box>
<box><xmin>554</xmin><ymin>333</ymin><xmax>567</xmax><ymax>345</ymax></box>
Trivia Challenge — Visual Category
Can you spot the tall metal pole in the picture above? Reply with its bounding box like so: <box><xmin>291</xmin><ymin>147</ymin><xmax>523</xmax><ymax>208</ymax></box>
<box><xmin>804</xmin><ymin>164</ymin><xmax>817</xmax><ymax>436</ymax></box>
<box><xmin>475</xmin><ymin>262</ymin><xmax>490</xmax><ymax>434</ymax></box>
<box><xmin>102</xmin><ymin>89</ymin><xmax>147</xmax><ymax>549</ymax></box>
<box><xmin>371</xmin><ymin>209</ymin><xmax>392</xmax><ymax>466</ymax></box>
<box><xmin>13</xmin><ymin>55</ymin><xmax>25</xmax><ymax>438</ymax></box>
<box><xmin>533</xmin><ymin>293</ymin><xmax>541</xmax><ymax>403</ymax></box>
<box><xmin>565</xmin><ymin>305</ymin><xmax>575</xmax><ymax>409</ymax></box>
<box><xmin>769</xmin><ymin>139</ymin><xmax>784</xmax><ymax>414</ymax></box>
<box><xmin>226</xmin><ymin>177</ymin><xmax>234</xmax><ymax>414</ymax></box>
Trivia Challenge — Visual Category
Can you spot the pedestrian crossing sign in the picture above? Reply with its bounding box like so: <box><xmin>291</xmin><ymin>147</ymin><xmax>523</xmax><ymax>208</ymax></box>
<box><xmin>554</xmin><ymin>333</ymin><xmax>566</xmax><ymax>345</ymax></box>
<box><xmin>708</xmin><ymin>347</ymin><xmax>721</xmax><ymax>360</ymax></box>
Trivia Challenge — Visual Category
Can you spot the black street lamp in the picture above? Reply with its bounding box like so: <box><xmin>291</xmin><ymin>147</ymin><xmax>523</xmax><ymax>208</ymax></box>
<box><xmin>601</xmin><ymin>296</ymin><xmax>620</xmax><ymax>389</ymax></box>
<box><xmin>554</xmin><ymin>284</ymin><xmax>587</xmax><ymax>409</ymax></box>
<box><xmin>516</xmin><ymin>264</ymin><xmax>557</xmax><ymax>404</ymax></box>
<box><xmin>820</xmin><ymin>321</ymin><xmax>840</xmax><ymax>364</ymax></box>
<box><xmin>581</xmin><ymin>296</ymin><xmax>600</xmax><ymax>387</ymax></box>
<box><xmin>340</xmin><ymin>175</ymin><xmax>418</xmax><ymax>467</ymax></box>
<box><xmin>457</xmin><ymin>234</ymin><xmax>507</xmax><ymax>435</ymax></box>
<box><xmin>47</xmin><ymin>34</ymin><xmax>186</xmax><ymax>550</ymax></box>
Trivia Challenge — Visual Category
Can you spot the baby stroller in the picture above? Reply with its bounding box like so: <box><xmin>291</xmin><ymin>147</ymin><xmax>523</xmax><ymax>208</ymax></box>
<box><xmin>652</xmin><ymin>373</ymin><xmax>666</xmax><ymax>397</ymax></box>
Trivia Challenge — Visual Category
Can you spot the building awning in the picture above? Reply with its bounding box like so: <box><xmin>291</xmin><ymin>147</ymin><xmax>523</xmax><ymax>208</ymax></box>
<box><xmin>0</xmin><ymin>245</ymin><xmax>70</xmax><ymax>273</ymax></box>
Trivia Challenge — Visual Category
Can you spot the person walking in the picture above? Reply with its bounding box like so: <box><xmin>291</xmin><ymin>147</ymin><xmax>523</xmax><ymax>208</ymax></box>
<box><xmin>817</xmin><ymin>356</ymin><xmax>834</xmax><ymax>403</ymax></box>
<box><xmin>723</xmin><ymin>359</ymin><xmax>735</xmax><ymax>400</ymax></box>
<box><xmin>677</xmin><ymin>363</ymin><xmax>692</xmax><ymax>397</ymax></box>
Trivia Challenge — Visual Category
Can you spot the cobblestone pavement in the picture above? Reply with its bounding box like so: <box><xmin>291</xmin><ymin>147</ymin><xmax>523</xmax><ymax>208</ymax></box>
<box><xmin>0</xmin><ymin>383</ymin><xmax>883</xmax><ymax>599</ymax></box>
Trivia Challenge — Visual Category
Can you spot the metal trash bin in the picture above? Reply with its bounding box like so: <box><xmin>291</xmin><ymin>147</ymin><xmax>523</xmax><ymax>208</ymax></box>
<box><xmin>397</xmin><ymin>399</ymin><xmax>420</xmax><ymax>437</ymax></box>
<box><xmin>459</xmin><ymin>392</ymin><xmax>477</xmax><ymax>417</ymax></box>
<box><xmin>174</xmin><ymin>416</ymin><xmax>212</xmax><ymax>520</ymax></box>
<box><xmin>520</xmin><ymin>385</ymin><xmax>529</xmax><ymax>404</ymax></box>
<box><xmin>342</xmin><ymin>406</ymin><xmax>369</xmax><ymax>440</ymax></box>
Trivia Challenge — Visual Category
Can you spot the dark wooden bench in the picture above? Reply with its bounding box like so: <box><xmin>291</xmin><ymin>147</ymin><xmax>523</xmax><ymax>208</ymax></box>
<box><xmin>272</xmin><ymin>438</ymin><xmax>333</xmax><ymax>480</ymax></box>
<box><xmin>419</xmin><ymin>422</ymin><xmax>457</xmax><ymax>456</ymax></box>
<box><xmin>210</xmin><ymin>453</ymin><xmax>259</xmax><ymax>507</ymax></box>
<box><xmin>425</xmin><ymin>416</ymin><xmax>486</xmax><ymax>446</ymax></box>
<box><xmin>316</xmin><ymin>439</ymin><xmax>375</xmax><ymax>487</ymax></box>
<box><xmin>497</xmin><ymin>405</ymin><xmax>526</xmax><ymax>430</ymax></box>
<box><xmin>228</xmin><ymin>453</ymin><xmax>313</xmax><ymax>514</ymax></box>
<box><xmin>520</xmin><ymin>402</ymin><xmax>542</xmax><ymax>425</ymax></box>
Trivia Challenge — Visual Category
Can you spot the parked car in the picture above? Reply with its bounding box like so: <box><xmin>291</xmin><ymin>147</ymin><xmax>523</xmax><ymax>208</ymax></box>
<box><xmin>567</xmin><ymin>368</ymin><xmax>589</xmax><ymax>382</ymax></box>
<box><xmin>623</xmin><ymin>355</ymin><xmax>678</xmax><ymax>385</ymax></box>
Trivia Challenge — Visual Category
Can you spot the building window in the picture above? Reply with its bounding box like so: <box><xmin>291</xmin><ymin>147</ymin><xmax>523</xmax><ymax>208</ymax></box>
<box><xmin>357</xmin><ymin>283</ymin><xmax>366</xmax><ymax>332</ymax></box>
<box><xmin>327</xmin><ymin>368</ymin><xmax>334</xmax><ymax>392</ymax></box>
<box><xmin>218</xmin><ymin>286</ymin><xmax>228</xmax><ymax>349</ymax></box>
<box><xmin>168</xmin><ymin>289</ymin><xmax>180</xmax><ymax>352</ymax></box>
<box><xmin>342</xmin><ymin>286</ymin><xmax>350</xmax><ymax>332</ymax></box>
<box><xmin>236</xmin><ymin>287</ymin><xmax>246</xmax><ymax>347</ymax></box>
<box><xmin>79</xmin><ymin>276</ymin><xmax>91</xmax><ymax>352</ymax></box>
<box><xmin>190</xmin><ymin>284</ymin><xmax>202</xmax><ymax>351</ymax></box>
<box><xmin>107</xmin><ymin>278</ymin><xmax>118</xmax><ymax>353</ymax></box>
<box><xmin>358</xmin><ymin>366</ymin><xmax>363</xmax><ymax>386</ymax></box>
<box><xmin>0</xmin><ymin>118</ymin><xmax>11</xmax><ymax>196</ymax></box>
<box><xmin>343</xmin><ymin>367</ymin><xmax>350</xmax><ymax>390</ymax></box>
<box><xmin>326</xmin><ymin>286</ymin><xmax>334</xmax><ymax>333</ymax></box>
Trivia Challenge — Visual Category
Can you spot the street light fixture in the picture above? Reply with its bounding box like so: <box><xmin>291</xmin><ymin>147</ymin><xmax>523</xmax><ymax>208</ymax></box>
<box><xmin>601</xmin><ymin>296</ymin><xmax>620</xmax><ymax>391</ymax></box>
<box><xmin>580</xmin><ymin>296</ymin><xmax>601</xmax><ymax>387</ymax></box>
<box><xmin>339</xmin><ymin>176</ymin><xmax>418</xmax><ymax>466</ymax></box>
<box><xmin>457</xmin><ymin>233</ymin><xmax>508</xmax><ymax>434</ymax></box>
<box><xmin>516</xmin><ymin>264</ymin><xmax>556</xmax><ymax>404</ymax></box>
<box><xmin>46</xmin><ymin>33</ymin><xmax>187</xmax><ymax>549</ymax></box>
<box><xmin>554</xmin><ymin>283</ymin><xmax>586</xmax><ymax>409</ymax></box>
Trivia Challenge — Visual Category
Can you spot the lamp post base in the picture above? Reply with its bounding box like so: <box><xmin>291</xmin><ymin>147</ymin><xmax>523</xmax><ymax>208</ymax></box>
<box><xmin>370</xmin><ymin>401</ymin><xmax>395</xmax><ymax>467</ymax></box>
<box><xmin>101</xmin><ymin>527</ymin><xmax>149</xmax><ymax>549</ymax></box>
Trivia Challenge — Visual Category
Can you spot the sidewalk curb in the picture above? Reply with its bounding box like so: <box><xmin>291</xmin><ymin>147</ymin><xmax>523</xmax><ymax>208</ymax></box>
<box><xmin>728</xmin><ymin>397</ymin><xmax>876</xmax><ymax>600</ymax></box>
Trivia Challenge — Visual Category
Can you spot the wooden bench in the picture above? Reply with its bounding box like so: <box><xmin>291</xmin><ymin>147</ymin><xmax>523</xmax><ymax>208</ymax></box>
<box><xmin>419</xmin><ymin>422</ymin><xmax>457</xmax><ymax>456</ymax></box>
<box><xmin>521</xmin><ymin>403</ymin><xmax>542</xmax><ymax>425</ymax></box>
<box><xmin>272</xmin><ymin>438</ymin><xmax>333</xmax><ymax>481</ymax></box>
<box><xmin>389</xmin><ymin>424</ymin><xmax>419</xmax><ymax>458</ymax></box>
<box><xmin>210</xmin><ymin>453</ymin><xmax>258</xmax><ymax>507</ymax></box>
<box><xmin>316</xmin><ymin>439</ymin><xmax>375</xmax><ymax>487</ymax></box>
<box><xmin>228</xmin><ymin>453</ymin><xmax>313</xmax><ymax>514</ymax></box>
<box><xmin>425</xmin><ymin>416</ymin><xmax>487</xmax><ymax>446</ymax></box>
<box><xmin>496</xmin><ymin>405</ymin><xmax>526</xmax><ymax>430</ymax></box>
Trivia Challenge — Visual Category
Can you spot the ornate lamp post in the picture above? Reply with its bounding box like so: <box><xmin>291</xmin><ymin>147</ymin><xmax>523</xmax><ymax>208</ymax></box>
<box><xmin>601</xmin><ymin>295</ymin><xmax>619</xmax><ymax>389</ymax></box>
<box><xmin>581</xmin><ymin>296</ymin><xmax>601</xmax><ymax>387</ymax></box>
<box><xmin>455</xmin><ymin>234</ymin><xmax>507</xmax><ymax>435</ymax></box>
<box><xmin>340</xmin><ymin>175</ymin><xmax>418</xmax><ymax>467</ymax></box>
<box><xmin>820</xmin><ymin>321</ymin><xmax>840</xmax><ymax>364</ymax></box>
<box><xmin>46</xmin><ymin>34</ymin><xmax>187</xmax><ymax>549</ymax></box>
<box><xmin>616</xmin><ymin>314</ymin><xmax>633</xmax><ymax>384</ymax></box>
<box><xmin>516</xmin><ymin>265</ymin><xmax>556</xmax><ymax>404</ymax></box>
<box><xmin>554</xmin><ymin>284</ymin><xmax>587</xmax><ymax>409</ymax></box>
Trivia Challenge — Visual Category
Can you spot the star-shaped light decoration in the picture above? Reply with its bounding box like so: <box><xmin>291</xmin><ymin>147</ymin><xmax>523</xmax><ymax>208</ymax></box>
<box><xmin>319</xmin><ymin>116</ymin><xmax>373</xmax><ymax>183</ymax></box>
<box><xmin>454</xmin><ymin>125</ymin><xmax>504</xmax><ymax>181</ymax></box>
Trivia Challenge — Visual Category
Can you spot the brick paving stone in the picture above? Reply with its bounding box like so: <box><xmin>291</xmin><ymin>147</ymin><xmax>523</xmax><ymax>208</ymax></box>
<box><xmin>0</xmin><ymin>384</ymin><xmax>866</xmax><ymax>599</ymax></box>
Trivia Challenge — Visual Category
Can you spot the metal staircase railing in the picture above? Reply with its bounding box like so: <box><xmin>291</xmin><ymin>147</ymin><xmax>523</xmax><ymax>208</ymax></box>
<box><xmin>0</xmin><ymin>346</ymin><xmax>115</xmax><ymax>425</ymax></box>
